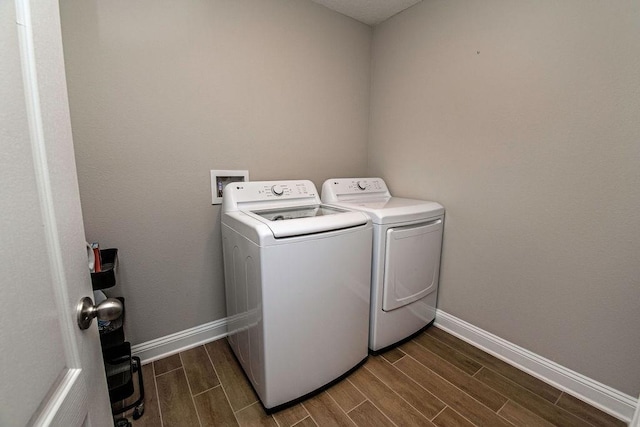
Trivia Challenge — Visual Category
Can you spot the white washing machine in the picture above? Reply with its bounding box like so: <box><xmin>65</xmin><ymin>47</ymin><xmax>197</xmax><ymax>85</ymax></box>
<box><xmin>322</xmin><ymin>178</ymin><xmax>444</xmax><ymax>353</ymax></box>
<box><xmin>221</xmin><ymin>180</ymin><xmax>372</xmax><ymax>411</ymax></box>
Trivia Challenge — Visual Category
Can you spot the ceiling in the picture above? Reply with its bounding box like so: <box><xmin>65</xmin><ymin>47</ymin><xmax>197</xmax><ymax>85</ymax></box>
<box><xmin>310</xmin><ymin>0</ymin><xmax>422</xmax><ymax>26</ymax></box>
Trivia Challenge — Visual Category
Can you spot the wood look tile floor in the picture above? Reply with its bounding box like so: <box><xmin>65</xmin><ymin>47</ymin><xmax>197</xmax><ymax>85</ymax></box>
<box><xmin>121</xmin><ymin>327</ymin><xmax>626</xmax><ymax>426</ymax></box>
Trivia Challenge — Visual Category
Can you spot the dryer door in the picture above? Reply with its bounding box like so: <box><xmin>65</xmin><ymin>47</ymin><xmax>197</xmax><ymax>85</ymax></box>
<box><xmin>382</xmin><ymin>218</ymin><xmax>443</xmax><ymax>312</ymax></box>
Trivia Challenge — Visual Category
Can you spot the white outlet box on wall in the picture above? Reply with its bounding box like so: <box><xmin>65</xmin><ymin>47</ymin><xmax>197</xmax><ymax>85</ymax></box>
<box><xmin>211</xmin><ymin>170</ymin><xmax>249</xmax><ymax>205</ymax></box>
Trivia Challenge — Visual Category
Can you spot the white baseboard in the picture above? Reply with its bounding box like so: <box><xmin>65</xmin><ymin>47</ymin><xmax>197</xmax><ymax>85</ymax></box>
<box><xmin>435</xmin><ymin>309</ymin><xmax>637</xmax><ymax>423</ymax></box>
<box><xmin>632</xmin><ymin>400</ymin><xmax>640</xmax><ymax>427</ymax></box>
<box><xmin>131</xmin><ymin>316</ymin><xmax>231</xmax><ymax>364</ymax></box>
<box><xmin>130</xmin><ymin>309</ymin><xmax>638</xmax><ymax>422</ymax></box>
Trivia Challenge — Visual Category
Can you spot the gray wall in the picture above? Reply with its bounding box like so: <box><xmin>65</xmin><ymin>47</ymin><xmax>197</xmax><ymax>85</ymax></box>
<box><xmin>61</xmin><ymin>0</ymin><xmax>639</xmax><ymax>397</ymax></box>
<box><xmin>60</xmin><ymin>0</ymin><xmax>371</xmax><ymax>344</ymax></box>
<box><xmin>369</xmin><ymin>1</ymin><xmax>640</xmax><ymax>396</ymax></box>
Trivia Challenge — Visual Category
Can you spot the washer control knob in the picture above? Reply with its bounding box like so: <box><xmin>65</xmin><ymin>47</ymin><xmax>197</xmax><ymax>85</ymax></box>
<box><xmin>271</xmin><ymin>184</ymin><xmax>284</xmax><ymax>196</ymax></box>
<box><xmin>357</xmin><ymin>181</ymin><xmax>368</xmax><ymax>190</ymax></box>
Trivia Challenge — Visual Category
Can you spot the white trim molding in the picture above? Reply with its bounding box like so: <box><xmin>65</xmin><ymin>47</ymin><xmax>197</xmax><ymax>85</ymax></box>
<box><xmin>631</xmin><ymin>395</ymin><xmax>640</xmax><ymax>427</ymax></box>
<box><xmin>435</xmin><ymin>309</ymin><xmax>637</xmax><ymax>423</ymax></box>
<box><xmin>131</xmin><ymin>316</ymin><xmax>231</xmax><ymax>364</ymax></box>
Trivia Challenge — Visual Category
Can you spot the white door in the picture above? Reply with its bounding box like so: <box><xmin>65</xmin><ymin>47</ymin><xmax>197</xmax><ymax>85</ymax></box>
<box><xmin>0</xmin><ymin>0</ymin><xmax>111</xmax><ymax>425</ymax></box>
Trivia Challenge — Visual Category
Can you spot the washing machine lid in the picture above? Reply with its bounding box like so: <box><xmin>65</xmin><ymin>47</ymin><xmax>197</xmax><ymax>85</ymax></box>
<box><xmin>222</xmin><ymin>180</ymin><xmax>369</xmax><ymax>238</ymax></box>
<box><xmin>251</xmin><ymin>204</ymin><xmax>344</xmax><ymax>221</ymax></box>
<box><xmin>245</xmin><ymin>204</ymin><xmax>367</xmax><ymax>238</ymax></box>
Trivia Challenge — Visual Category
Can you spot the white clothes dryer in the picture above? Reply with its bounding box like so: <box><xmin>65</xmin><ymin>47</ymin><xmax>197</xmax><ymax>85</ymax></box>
<box><xmin>322</xmin><ymin>178</ymin><xmax>444</xmax><ymax>353</ymax></box>
<box><xmin>221</xmin><ymin>180</ymin><xmax>372</xmax><ymax>411</ymax></box>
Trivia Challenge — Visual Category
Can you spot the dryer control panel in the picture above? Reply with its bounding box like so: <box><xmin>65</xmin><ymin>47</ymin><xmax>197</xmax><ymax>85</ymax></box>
<box><xmin>321</xmin><ymin>178</ymin><xmax>390</xmax><ymax>202</ymax></box>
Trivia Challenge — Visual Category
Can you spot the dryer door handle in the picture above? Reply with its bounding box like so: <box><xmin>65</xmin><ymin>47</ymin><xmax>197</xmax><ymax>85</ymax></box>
<box><xmin>392</xmin><ymin>219</ymin><xmax>442</xmax><ymax>239</ymax></box>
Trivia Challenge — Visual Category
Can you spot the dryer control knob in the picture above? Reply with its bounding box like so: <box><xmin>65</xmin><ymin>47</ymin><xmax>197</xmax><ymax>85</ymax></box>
<box><xmin>271</xmin><ymin>184</ymin><xmax>284</xmax><ymax>196</ymax></box>
<box><xmin>357</xmin><ymin>181</ymin><xmax>368</xmax><ymax>190</ymax></box>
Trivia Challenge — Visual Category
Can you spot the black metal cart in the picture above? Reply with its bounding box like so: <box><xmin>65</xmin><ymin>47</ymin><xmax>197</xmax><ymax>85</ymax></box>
<box><xmin>92</xmin><ymin>249</ymin><xmax>145</xmax><ymax>425</ymax></box>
